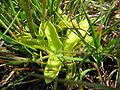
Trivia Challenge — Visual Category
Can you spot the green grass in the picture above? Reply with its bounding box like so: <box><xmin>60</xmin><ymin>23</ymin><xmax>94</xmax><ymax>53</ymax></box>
<box><xmin>0</xmin><ymin>0</ymin><xmax>120</xmax><ymax>90</ymax></box>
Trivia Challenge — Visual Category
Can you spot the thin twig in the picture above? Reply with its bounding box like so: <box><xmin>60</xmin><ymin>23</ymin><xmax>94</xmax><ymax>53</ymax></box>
<box><xmin>0</xmin><ymin>70</ymin><xmax>15</xmax><ymax>87</ymax></box>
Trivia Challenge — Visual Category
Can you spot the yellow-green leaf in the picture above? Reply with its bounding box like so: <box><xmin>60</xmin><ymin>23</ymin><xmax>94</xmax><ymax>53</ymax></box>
<box><xmin>64</xmin><ymin>19</ymin><xmax>90</xmax><ymax>52</ymax></box>
<box><xmin>44</xmin><ymin>55</ymin><xmax>63</xmax><ymax>84</ymax></box>
<box><xmin>45</xmin><ymin>21</ymin><xmax>62</xmax><ymax>53</ymax></box>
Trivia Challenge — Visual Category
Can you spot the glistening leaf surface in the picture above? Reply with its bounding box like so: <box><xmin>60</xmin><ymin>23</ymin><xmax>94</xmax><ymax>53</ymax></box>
<box><xmin>45</xmin><ymin>21</ymin><xmax>62</xmax><ymax>53</ymax></box>
<box><xmin>44</xmin><ymin>55</ymin><xmax>63</xmax><ymax>84</ymax></box>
